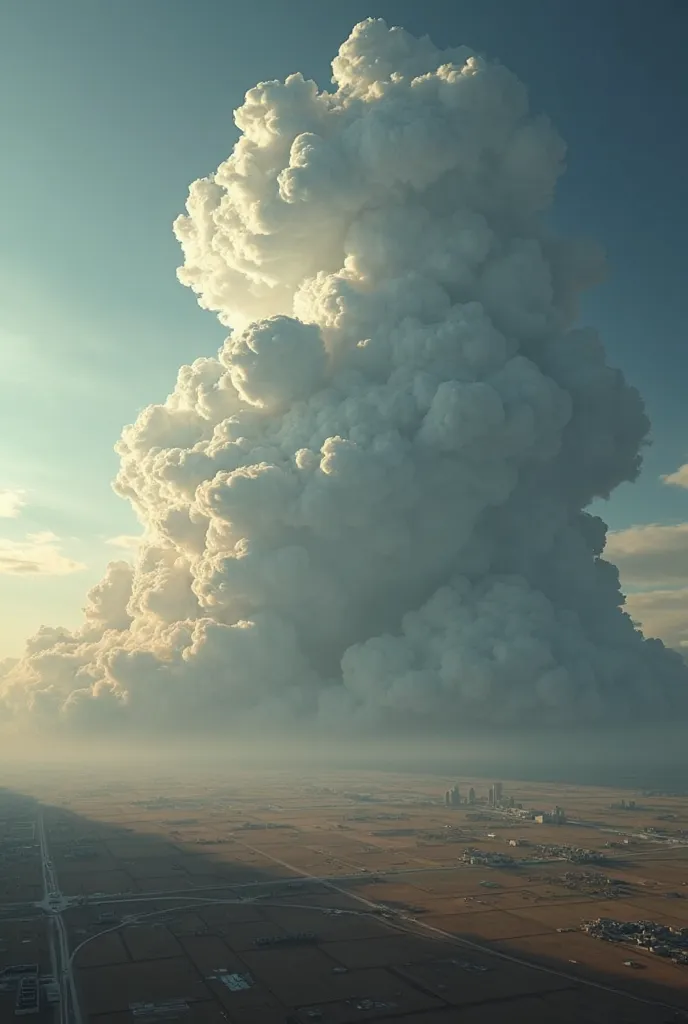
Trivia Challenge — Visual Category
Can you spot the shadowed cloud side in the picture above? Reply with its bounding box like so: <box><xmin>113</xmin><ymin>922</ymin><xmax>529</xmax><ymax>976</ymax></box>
<box><xmin>1</xmin><ymin>18</ymin><xmax>686</xmax><ymax>734</ymax></box>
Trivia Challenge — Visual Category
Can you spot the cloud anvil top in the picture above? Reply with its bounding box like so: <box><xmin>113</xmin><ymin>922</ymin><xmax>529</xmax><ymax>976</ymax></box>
<box><xmin>1</xmin><ymin>18</ymin><xmax>686</xmax><ymax>733</ymax></box>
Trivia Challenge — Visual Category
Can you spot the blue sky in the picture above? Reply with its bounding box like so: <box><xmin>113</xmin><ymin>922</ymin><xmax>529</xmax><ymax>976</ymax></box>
<box><xmin>0</xmin><ymin>0</ymin><xmax>686</xmax><ymax>656</ymax></box>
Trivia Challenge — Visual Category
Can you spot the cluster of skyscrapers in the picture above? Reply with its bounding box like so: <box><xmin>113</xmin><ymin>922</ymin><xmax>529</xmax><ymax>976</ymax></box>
<box><xmin>444</xmin><ymin>782</ymin><xmax>505</xmax><ymax>808</ymax></box>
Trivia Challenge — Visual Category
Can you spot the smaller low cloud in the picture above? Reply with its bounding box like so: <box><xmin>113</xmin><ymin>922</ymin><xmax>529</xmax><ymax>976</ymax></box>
<box><xmin>662</xmin><ymin>463</ymin><xmax>688</xmax><ymax>489</ymax></box>
<box><xmin>605</xmin><ymin>523</ymin><xmax>688</xmax><ymax>586</ymax></box>
<box><xmin>625</xmin><ymin>588</ymin><xmax>688</xmax><ymax>651</ymax></box>
<box><xmin>0</xmin><ymin>489</ymin><xmax>25</xmax><ymax>518</ymax></box>
<box><xmin>0</xmin><ymin>532</ymin><xmax>85</xmax><ymax>576</ymax></box>
<box><xmin>106</xmin><ymin>534</ymin><xmax>143</xmax><ymax>552</ymax></box>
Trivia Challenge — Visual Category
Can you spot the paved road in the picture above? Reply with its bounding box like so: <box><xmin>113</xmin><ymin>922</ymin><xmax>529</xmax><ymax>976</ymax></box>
<box><xmin>86</xmin><ymin>862</ymin><xmax>481</xmax><ymax>906</ymax></box>
<box><xmin>233</xmin><ymin>835</ymin><xmax>688</xmax><ymax>1017</ymax></box>
<box><xmin>37</xmin><ymin>812</ymin><xmax>82</xmax><ymax>1024</ymax></box>
<box><xmin>8</xmin><ymin>816</ymin><xmax>685</xmax><ymax>1022</ymax></box>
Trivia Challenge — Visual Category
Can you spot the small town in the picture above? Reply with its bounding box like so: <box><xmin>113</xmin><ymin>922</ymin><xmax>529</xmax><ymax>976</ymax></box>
<box><xmin>582</xmin><ymin>918</ymin><xmax>688</xmax><ymax>966</ymax></box>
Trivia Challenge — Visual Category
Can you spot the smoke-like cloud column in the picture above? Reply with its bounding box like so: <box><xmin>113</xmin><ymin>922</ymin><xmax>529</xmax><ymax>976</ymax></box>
<box><xmin>2</xmin><ymin>19</ymin><xmax>686</xmax><ymax>734</ymax></box>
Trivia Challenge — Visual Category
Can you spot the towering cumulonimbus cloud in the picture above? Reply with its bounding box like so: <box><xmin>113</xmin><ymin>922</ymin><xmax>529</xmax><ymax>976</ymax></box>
<box><xmin>2</xmin><ymin>19</ymin><xmax>686</xmax><ymax>734</ymax></box>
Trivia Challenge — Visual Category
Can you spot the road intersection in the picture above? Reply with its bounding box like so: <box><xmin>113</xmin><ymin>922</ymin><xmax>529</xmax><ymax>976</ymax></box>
<box><xmin>1</xmin><ymin>815</ymin><xmax>685</xmax><ymax>1022</ymax></box>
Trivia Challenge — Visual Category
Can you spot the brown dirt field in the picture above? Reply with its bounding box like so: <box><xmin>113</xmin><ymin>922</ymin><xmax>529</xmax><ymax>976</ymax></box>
<box><xmin>86</xmin><ymin>1013</ymin><xmax>131</xmax><ymax>1024</ymax></box>
<box><xmin>461</xmin><ymin>869</ymin><xmax>550</xmax><ymax>892</ymax></box>
<box><xmin>476</xmin><ymin>886</ymin><xmax>586</xmax><ymax>911</ymax></box>
<box><xmin>170</xmin><ymin>855</ymin><xmax>234</xmax><ymax>876</ymax></box>
<box><xmin>624</xmin><ymin>857</ymin><xmax>688</xmax><ymax>886</ymax></box>
<box><xmin>505</xmin><ymin>897</ymin><xmax>601</xmax><ymax>929</ymax></box>
<box><xmin>416</xmin><ymin>894</ymin><xmax>500</xmax><ymax>914</ymax></box>
<box><xmin>259</xmin><ymin>902</ymin><xmax>366</xmax><ymax>933</ymax></box>
<box><xmin>217</xmin><ymin>916</ymin><xmax>289</xmax><ymax>950</ymax></box>
<box><xmin>421</xmin><ymin>993</ymin><xmax>581</xmax><ymax>1024</ymax></box>
<box><xmin>0</xmin><ymin>917</ymin><xmax>49</xmax><ymax>965</ymax></box>
<box><xmin>325</xmin><ymin>849</ymin><xmax>419</xmax><ymax>871</ymax></box>
<box><xmin>340</xmin><ymin>880</ymin><xmax>426</xmax><ymax>904</ymax></box>
<box><xmin>541</xmin><ymin>986</ymin><xmax>675</xmax><ymax>1024</ymax></box>
<box><xmin>394</xmin><ymin>869</ymin><xmax>500</xmax><ymax>896</ymax></box>
<box><xmin>395</xmin><ymin>952</ymin><xmax>571</xmax><ymax>1007</ymax></box>
<box><xmin>625</xmin><ymin>896</ymin><xmax>688</xmax><ymax>924</ymax></box>
<box><xmin>90</xmin><ymin>1001</ymin><xmax>234</xmax><ymax>1024</ymax></box>
<box><xmin>74</xmin><ymin>930</ymin><xmax>129</xmax><ymax>967</ymax></box>
<box><xmin>77</xmin><ymin>956</ymin><xmax>210</xmax><ymax>1015</ymax></box>
<box><xmin>425</xmin><ymin>908</ymin><xmax>552</xmax><ymax>941</ymax></box>
<box><xmin>281</xmin><ymin>875</ymin><xmax>338</xmax><ymax>890</ymax></box>
<box><xmin>404</xmin><ymin>846</ymin><xmax>460</xmax><ymax>865</ymax></box>
<box><xmin>494</xmin><ymin>931</ymin><xmax>688</xmax><ymax>1006</ymax></box>
<box><xmin>8</xmin><ymin>766</ymin><xmax>688</xmax><ymax>1022</ymax></box>
<box><xmin>179</xmin><ymin>933</ymin><xmax>246</xmax><ymax>975</ymax></box>
<box><xmin>244</xmin><ymin>949</ymin><xmax>445</xmax><ymax>1013</ymax></box>
<box><xmin>121</xmin><ymin>858</ymin><xmax>183</xmax><ymax>879</ymax></box>
<box><xmin>208</xmin><ymin>979</ymin><xmax>285</xmax><ymax>1019</ymax></box>
<box><xmin>322</xmin><ymin>933</ymin><xmax>442</xmax><ymax>970</ymax></box>
<box><xmin>304</xmin><ymin>1002</ymin><xmax>445</xmax><ymax>1024</ymax></box>
<box><xmin>532</xmin><ymin>896</ymin><xmax>685</xmax><ymax>930</ymax></box>
<box><xmin>59</xmin><ymin>869</ymin><xmax>134</xmax><ymax>895</ymax></box>
<box><xmin>180</xmin><ymin>1001</ymin><xmax>237</xmax><ymax>1023</ymax></box>
<box><xmin>375</xmin><ymin>1013</ymin><xmax>468</xmax><ymax>1024</ymax></box>
<box><xmin>264</xmin><ymin>905</ymin><xmax>394</xmax><ymax>942</ymax></box>
<box><xmin>197</xmin><ymin>902</ymin><xmax>266</xmax><ymax>928</ymax></box>
<box><xmin>131</xmin><ymin>874</ymin><xmax>198</xmax><ymax>892</ymax></box>
<box><xmin>104</xmin><ymin>840</ymin><xmax>178</xmax><ymax>860</ymax></box>
<box><xmin>121</xmin><ymin>923</ymin><xmax>183</xmax><ymax>960</ymax></box>
<box><xmin>269</xmin><ymin>890</ymin><xmax>361</xmax><ymax>911</ymax></box>
<box><xmin>240</xmin><ymin>945</ymin><xmax>346</xmax><ymax>1003</ymax></box>
<box><xmin>165</xmin><ymin>911</ymin><xmax>210</xmax><ymax>936</ymax></box>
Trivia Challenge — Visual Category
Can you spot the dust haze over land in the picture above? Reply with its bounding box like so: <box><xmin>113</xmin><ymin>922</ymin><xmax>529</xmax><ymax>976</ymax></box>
<box><xmin>1</xmin><ymin>18</ymin><xmax>686</xmax><ymax>741</ymax></box>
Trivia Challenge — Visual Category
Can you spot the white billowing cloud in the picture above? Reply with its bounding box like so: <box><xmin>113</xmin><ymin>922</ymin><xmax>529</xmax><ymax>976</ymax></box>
<box><xmin>625</xmin><ymin>589</ymin><xmax>688</xmax><ymax>651</ymax></box>
<box><xmin>0</xmin><ymin>532</ymin><xmax>85</xmax><ymax>576</ymax></box>
<box><xmin>605</xmin><ymin>524</ymin><xmax>688</xmax><ymax>586</ymax></box>
<box><xmin>0</xmin><ymin>489</ymin><xmax>25</xmax><ymax>518</ymax></box>
<box><xmin>1</xmin><ymin>18</ymin><xmax>686</xmax><ymax>734</ymax></box>
<box><xmin>663</xmin><ymin>463</ymin><xmax>688</xmax><ymax>489</ymax></box>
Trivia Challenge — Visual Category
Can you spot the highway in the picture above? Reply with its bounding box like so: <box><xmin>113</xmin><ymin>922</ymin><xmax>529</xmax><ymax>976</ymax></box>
<box><xmin>19</xmin><ymin>816</ymin><xmax>688</xmax><ymax>1022</ymax></box>
<box><xmin>37</xmin><ymin>812</ymin><xmax>82</xmax><ymax>1024</ymax></box>
<box><xmin>233</xmin><ymin>835</ymin><xmax>688</xmax><ymax>1018</ymax></box>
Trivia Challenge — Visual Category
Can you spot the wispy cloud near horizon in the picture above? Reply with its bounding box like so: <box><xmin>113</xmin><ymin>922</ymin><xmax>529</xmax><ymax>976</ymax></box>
<box><xmin>0</xmin><ymin>532</ymin><xmax>85</xmax><ymax>576</ymax></box>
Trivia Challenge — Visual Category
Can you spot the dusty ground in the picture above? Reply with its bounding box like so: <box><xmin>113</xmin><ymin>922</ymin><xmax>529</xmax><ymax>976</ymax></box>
<box><xmin>2</xmin><ymin>765</ymin><xmax>688</xmax><ymax>1022</ymax></box>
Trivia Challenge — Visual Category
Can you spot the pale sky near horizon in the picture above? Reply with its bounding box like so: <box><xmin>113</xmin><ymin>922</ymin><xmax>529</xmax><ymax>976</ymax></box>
<box><xmin>1</xmin><ymin>0</ymin><xmax>687</xmax><ymax>658</ymax></box>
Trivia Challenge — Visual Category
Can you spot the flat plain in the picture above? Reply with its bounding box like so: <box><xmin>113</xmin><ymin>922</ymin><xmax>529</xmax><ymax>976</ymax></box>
<box><xmin>2</xmin><ymin>763</ymin><xmax>688</xmax><ymax>1022</ymax></box>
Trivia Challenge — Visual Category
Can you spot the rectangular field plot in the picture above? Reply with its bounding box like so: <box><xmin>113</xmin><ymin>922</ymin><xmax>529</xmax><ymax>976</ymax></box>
<box><xmin>395</xmin><ymin>954</ymin><xmax>571</xmax><ymax>1008</ymax></box>
<box><xmin>74</xmin><ymin>930</ymin><xmax>130</xmax><ymax>967</ymax></box>
<box><xmin>322</xmin><ymin>933</ymin><xmax>442</xmax><ymax>970</ymax></box>
<box><xmin>243</xmin><ymin>958</ymin><xmax>444</xmax><ymax>1016</ymax></box>
<box><xmin>424</xmin><ymin>909</ymin><xmax>553</xmax><ymax>941</ymax></box>
<box><xmin>121</xmin><ymin>923</ymin><xmax>183</xmax><ymax>960</ymax></box>
<box><xmin>78</xmin><ymin>956</ymin><xmax>211</xmax><ymax>1015</ymax></box>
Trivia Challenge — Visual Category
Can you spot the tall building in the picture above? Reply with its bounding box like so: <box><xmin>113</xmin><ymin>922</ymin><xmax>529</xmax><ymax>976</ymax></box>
<box><xmin>451</xmin><ymin>785</ymin><xmax>461</xmax><ymax>807</ymax></box>
<box><xmin>488</xmin><ymin>785</ymin><xmax>495</xmax><ymax>808</ymax></box>
<box><xmin>444</xmin><ymin>790</ymin><xmax>451</xmax><ymax>806</ymax></box>
<box><xmin>494</xmin><ymin>782</ymin><xmax>503</xmax><ymax>805</ymax></box>
<box><xmin>468</xmin><ymin>787</ymin><xmax>476</xmax><ymax>805</ymax></box>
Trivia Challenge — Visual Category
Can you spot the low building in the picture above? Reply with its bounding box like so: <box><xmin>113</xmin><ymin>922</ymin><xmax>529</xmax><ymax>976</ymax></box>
<box><xmin>15</xmin><ymin>975</ymin><xmax>39</xmax><ymax>1016</ymax></box>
